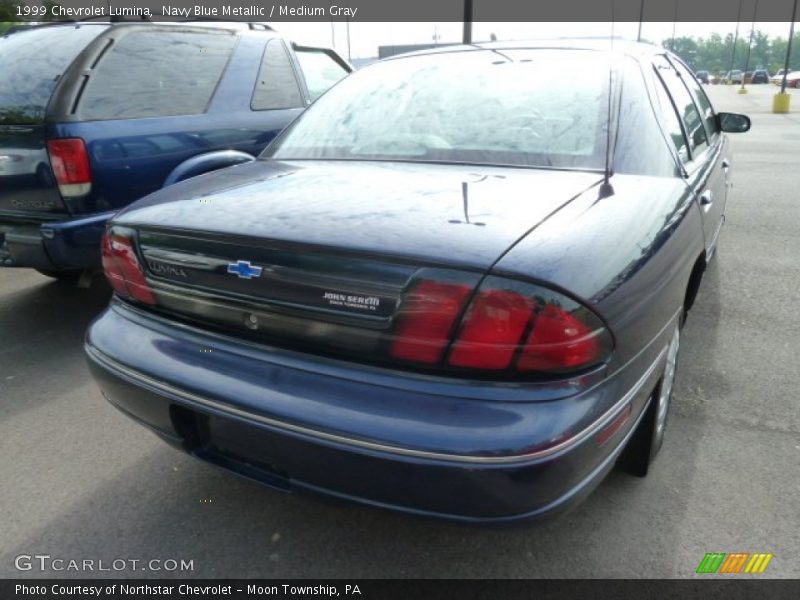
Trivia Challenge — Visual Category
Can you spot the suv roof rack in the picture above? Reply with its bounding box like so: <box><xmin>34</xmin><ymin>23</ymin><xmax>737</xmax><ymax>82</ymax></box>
<box><xmin>13</xmin><ymin>17</ymin><xmax>274</xmax><ymax>30</ymax></box>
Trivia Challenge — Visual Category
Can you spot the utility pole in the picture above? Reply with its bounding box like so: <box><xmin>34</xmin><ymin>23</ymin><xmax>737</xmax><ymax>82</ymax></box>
<box><xmin>329</xmin><ymin>1</ymin><xmax>335</xmax><ymax>48</ymax></box>
<box><xmin>780</xmin><ymin>0</ymin><xmax>798</xmax><ymax>94</ymax></box>
<box><xmin>463</xmin><ymin>0</ymin><xmax>473</xmax><ymax>44</ymax></box>
<box><xmin>739</xmin><ymin>0</ymin><xmax>760</xmax><ymax>93</ymax></box>
<box><xmin>637</xmin><ymin>0</ymin><xmax>645</xmax><ymax>42</ymax></box>
<box><xmin>773</xmin><ymin>0</ymin><xmax>797</xmax><ymax>112</ymax></box>
<box><xmin>346</xmin><ymin>17</ymin><xmax>351</xmax><ymax>61</ymax></box>
<box><xmin>669</xmin><ymin>0</ymin><xmax>679</xmax><ymax>50</ymax></box>
<box><xmin>727</xmin><ymin>0</ymin><xmax>744</xmax><ymax>83</ymax></box>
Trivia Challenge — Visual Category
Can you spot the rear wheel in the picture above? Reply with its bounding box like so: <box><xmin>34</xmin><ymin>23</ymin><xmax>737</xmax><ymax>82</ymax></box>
<box><xmin>35</xmin><ymin>269</ymin><xmax>83</xmax><ymax>284</ymax></box>
<box><xmin>617</xmin><ymin>318</ymin><xmax>681</xmax><ymax>477</ymax></box>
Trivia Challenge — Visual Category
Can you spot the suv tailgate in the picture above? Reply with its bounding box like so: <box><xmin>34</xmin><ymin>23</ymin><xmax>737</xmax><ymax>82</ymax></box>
<box><xmin>0</xmin><ymin>24</ymin><xmax>107</xmax><ymax>219</ymax></box>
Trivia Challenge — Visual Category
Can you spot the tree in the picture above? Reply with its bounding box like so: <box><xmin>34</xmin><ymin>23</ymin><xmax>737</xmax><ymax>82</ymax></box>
<box><xmin>664</xmin><ymin>30</ymin><xmax>800</xmax><ymax>76</ymax></box>
<box><xmin>0</xmin><ymin>0</ymin><xmax>21</xmax><ymax>21</ymax></box>
<box><xmin>663</xmin><ymin>36</ymin><xmax>700</xmax><ymax>69</ymax></box>
<box><xmin>1</xmin><ymin>1</ymin><xmax>61</xmax><ymax>35</ymax></box>
<box><xmin>697</xmin><ymin>32</ymin><xmax>727</xmax><ymax>73</ymax></box>
<box><xmin>750</xmin><ymin>30</ymin><xmax>772</xmax><ymax>70</ymax></box>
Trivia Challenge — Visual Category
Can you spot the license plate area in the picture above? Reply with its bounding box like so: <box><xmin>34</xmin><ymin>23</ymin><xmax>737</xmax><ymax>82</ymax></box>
<box><xmin>171</xmin><ymin>404</ymin><xmax>292</xmax><ymax>492</ymax></box>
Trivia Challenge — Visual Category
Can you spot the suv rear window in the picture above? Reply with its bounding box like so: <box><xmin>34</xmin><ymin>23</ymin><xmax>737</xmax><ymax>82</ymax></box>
<box><xmin>79</xmin><ymin>29</ymin><xmax>236</xmax><ymax>120</ymax></box>
<box><xmin>0</xmin><ymin>25</ymin><xmax>106</xmax><ymax>125</ymax></box>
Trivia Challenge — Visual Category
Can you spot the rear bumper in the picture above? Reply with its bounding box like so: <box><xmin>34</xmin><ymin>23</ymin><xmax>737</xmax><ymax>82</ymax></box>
<box><xmin>85</xmin><ymin>301</ymin><xmax>672</xmax><ymax>522</ymax></box>
<box><xmin>0</xmin><ymin>211</ymin><xmax>114</xmax><ymax>270</ymax></box>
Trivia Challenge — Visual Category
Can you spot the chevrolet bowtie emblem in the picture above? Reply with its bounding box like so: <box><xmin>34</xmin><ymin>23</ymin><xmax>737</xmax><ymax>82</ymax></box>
<box><xmin>227</xmin><ymin>260</ymin><xmax>263</xmax><ymax>279</ymax></box>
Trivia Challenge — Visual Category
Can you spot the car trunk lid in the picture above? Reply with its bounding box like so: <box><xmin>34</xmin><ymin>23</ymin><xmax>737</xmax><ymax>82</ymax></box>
<box><xmin>111</xmin><ymin>160</ymin><xmax>602</xmax><ymax>368</ymax></box>
<box><xmin>118</xmin><ymin>159</ymin><xmax>602</xmax><ymax>271</ymax></box>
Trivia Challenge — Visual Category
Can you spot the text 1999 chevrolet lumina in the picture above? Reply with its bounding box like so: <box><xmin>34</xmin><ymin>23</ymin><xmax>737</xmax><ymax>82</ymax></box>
<box><xmin>85</xmin><ymin>41</ymin><xmax>750</xmax><ymax>522</ymax></box>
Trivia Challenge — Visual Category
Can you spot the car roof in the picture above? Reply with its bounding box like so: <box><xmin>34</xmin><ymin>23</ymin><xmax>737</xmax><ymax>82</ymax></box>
<box><xmin>382</xmin><ymin>38</ymin><xmax>668</xmax><ymax>63</ymax></box>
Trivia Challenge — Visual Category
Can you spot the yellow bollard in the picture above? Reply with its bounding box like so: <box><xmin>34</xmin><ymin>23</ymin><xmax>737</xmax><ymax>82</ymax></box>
<box><xmin>772</xmin><ymin>92</ymin><xmax>791</xmax><ymax>113</ymax></box>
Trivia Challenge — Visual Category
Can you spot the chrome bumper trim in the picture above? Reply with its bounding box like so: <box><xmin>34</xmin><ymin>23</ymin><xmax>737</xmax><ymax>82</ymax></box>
<box><xmin>87</xmin><ymin>337</ymin><xmax>667</xmax><ymax>465</ymax></box>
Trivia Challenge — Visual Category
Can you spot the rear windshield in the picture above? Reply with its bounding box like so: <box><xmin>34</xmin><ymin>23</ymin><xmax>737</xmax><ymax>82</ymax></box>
<box><xmin>0</xmin><ymin>25</ymin><xmax>106</xmax><ymax>125</ymax></box>
<box><xmin>268</xmin><ymin>49</ymin><xmax>613</xmax><ymax>170</ymax></box>
<box><xmin>78</xmin><ymin>29</ymin><xmax>237</xmax><ymax>120</ymax></box>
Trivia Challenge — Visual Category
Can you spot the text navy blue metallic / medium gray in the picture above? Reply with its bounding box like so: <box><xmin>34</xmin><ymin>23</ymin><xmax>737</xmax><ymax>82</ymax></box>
<box><xmin>85</xmin><ymin>40</ymin><xmax>750</xmax><ymax>522</ymax></box>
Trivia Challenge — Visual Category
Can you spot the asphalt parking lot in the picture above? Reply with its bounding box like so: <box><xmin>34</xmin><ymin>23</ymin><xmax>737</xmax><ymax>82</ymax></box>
<box><xmin>1</xmin><ymin>83</ymin><xmax>799</xmax><ymax>579</ymax></box>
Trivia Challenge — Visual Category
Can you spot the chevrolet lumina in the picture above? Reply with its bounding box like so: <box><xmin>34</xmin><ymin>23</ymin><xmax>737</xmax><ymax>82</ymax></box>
<box><xmin>85</xmin><ymin>41</ymin><xmax>750</xmax><ymax>522</ymax></box>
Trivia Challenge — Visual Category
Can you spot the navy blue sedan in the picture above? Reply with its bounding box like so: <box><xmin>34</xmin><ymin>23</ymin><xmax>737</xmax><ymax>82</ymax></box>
<box><xmin>85</xmin><ymin>41</ymin><xmax>750</xmax><ymax>522</ymax></box>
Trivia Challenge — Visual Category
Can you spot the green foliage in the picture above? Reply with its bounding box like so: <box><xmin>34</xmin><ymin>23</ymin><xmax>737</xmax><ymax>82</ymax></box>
<box><xmin>664</xmin><ymin>30</ymin><xmax>800</xmax><ymax>75</ymax></box>
<box><xmin>0</xmin><ymin>0</ymin><xmax>21</xmax><ymax>21</ymax></box>
<box><xmin>0</xmin><ymin>22</ymin><xmax>23</xmax><ymax>36</ymax></box>
<box><xmin>0</xmin><ymin>106</ymin><xmax>43</xmax><ymax>125</ymax></box>
<box><xmin>1</xmin><ymin>0</ymin><xmax>61</xmax><ymax>33</ymax></box>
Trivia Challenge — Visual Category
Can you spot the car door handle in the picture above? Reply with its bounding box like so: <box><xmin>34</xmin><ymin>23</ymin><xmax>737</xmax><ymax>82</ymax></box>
<box><xmin>699</xmin><ymin>190</ymin><xmax>713</xmax><ymax>207</ymax></box>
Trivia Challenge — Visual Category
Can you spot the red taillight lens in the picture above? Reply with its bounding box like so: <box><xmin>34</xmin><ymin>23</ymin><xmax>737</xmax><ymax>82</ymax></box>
<box><xmin>390</xmin><ymin>275</ymin><xmax>611</xmax><ymax>375</ymax></box>
<box><xmin>390</xmin><ymin>280</ymin><xmax>472</xmax><ymax>364</ymax></box>
<box><xmin>101</xmin><ymin>228</ymin><xmax>156</xmax><ymax>305</ymax></box>
<box><xmin>101</xmin><ymin>232</ymin><xmax>128</xmax><ymax>297</ymax></box>
<box><xmin>47</xmin><ymin>138</ymin><xmax>92</xmax><ymax>197</ymax></box>
<box><xmin>517</xmin><ymin>304</ymin><xmax>604</xmax><ymax>372</ymax></box>
<box><xmin>448</xmin><ymin>289</ymin><xmax>535</xmax><ymax>369</ymax></box>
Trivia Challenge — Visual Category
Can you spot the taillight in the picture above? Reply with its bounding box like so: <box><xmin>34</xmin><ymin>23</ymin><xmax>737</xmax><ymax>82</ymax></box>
<box><xmin>449</xmin><ymin>289</ymin><xmax>534</xmax><ymax>369</ymax></box>
<box><xmin>390</xmin><ymin>280</ymin><xmax>472</xmax><ymax>364</ymax></box>
<box><xmin>517</xmin><ymin>304</ymin><xmax>604</xmax><ymax>372</ymax></box>
<box><xmin>391</xmin><ymin>276</ymin><xmax>612</xmax><ymax>375</ymax></box>
<box><xmin>47</xmin><ymin>138</ymin><xmax>91</xmax><ymax>198</ymax></box>
<box><xmin>101</xmin><ymin>227</ymin><xmax>156</xmax><ymax>305</ymax></box>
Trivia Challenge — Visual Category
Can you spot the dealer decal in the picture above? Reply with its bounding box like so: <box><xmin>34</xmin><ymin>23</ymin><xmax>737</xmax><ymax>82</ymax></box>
<box><xmin>323</xmin><ymin>291</ymin><xmax>381</xmax><ymax>312</ymax></box>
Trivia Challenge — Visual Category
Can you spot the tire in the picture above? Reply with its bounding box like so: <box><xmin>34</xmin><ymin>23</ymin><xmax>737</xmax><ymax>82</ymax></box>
<box><xmin>35</xmin><ymin>269</ymin><xmax>83</xmax><ymax>284</ymax></box>
<box><xmin>617</xmin><ymin>317</ymin><xmax>681</xmax><ymax>477</ymax></box>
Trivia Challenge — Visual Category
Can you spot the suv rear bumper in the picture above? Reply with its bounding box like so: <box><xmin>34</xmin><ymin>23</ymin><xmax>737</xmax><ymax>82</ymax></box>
<box><xmin>0</xmin><ymin>211</ymin><xmax>114</xmax><ymax>270</ymax></box>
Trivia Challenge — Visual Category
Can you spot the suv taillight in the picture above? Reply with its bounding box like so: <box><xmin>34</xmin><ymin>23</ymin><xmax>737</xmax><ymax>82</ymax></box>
<box><xmin>101</xmin><ymin>227</ymin><xmax>156</xmax><ymax>306</ymax></box>
<box><xmin>391</xmin><ymin>276</ymin><xmax>612</xmax><ymax>375</ymax></box>
<box><xmin>47</xmin><ymin>138</ymin><xmax>91</xmax><ymax>198</ymax></box>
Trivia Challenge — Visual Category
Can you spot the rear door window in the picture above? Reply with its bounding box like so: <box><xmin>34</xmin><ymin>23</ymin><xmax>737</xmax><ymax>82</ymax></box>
<box><xmin>650</xmin><ymin>70</ymin><xmax>690</xmax><ymax>164</ymax></box>
<box><xmin>654</xmin><ymin>56</ymin><xmax>708</xmax><ymax>160</ymax></box>
<box><xmin>0</xmin><ymin>25</ymin><xmax>107</xmax><ymax>124</ymax></box>
<box><xmin>669</xmin><ymin>58</ymin><xmax>719</xmax><ymax>142</ymax></box>
<box><xmin>615</xmin><ymin>60</ymin><xmax>679</xmax><ymax>177</ymax></box>
<box><xmin>251</xmin><ymin>39</ymin><xmax>304</xmax><ymax>110</ymax></box>
<box><xmin>79</xmin><ymin>29</ymin><xmax>236</xmax><ymax>120</ymax></box>
<box><xmin>295</xmin><ymin>49</ymin><xmax>350</xmax><ymax>101</ymax></box>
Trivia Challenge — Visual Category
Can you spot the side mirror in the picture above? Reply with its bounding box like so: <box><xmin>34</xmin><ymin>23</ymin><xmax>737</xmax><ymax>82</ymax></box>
<box><xmin>718</xmin><ymin>112</ymin><xmax>751</xmax><ymax>133</ymax></box>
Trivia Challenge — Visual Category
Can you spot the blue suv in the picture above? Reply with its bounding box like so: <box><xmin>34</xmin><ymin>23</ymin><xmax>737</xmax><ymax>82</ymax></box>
<box><xmin>0</xmin><ymin>22</ymin><xmax>350</xmax><ymax>280</ymax></box>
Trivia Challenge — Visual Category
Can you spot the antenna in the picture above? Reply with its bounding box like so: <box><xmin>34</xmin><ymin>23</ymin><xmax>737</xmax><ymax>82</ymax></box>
<box><xmin>598</xmin><ymin>1</ymin><xmax>615</xmax><ymax>200</ymax></box>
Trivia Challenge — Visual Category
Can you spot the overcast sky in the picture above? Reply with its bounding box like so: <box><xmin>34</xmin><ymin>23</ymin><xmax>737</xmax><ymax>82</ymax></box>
<box><xmin>276</xmin><ymin>21</ymin><xmax>799</xmax><ymax>59</ymax></box>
